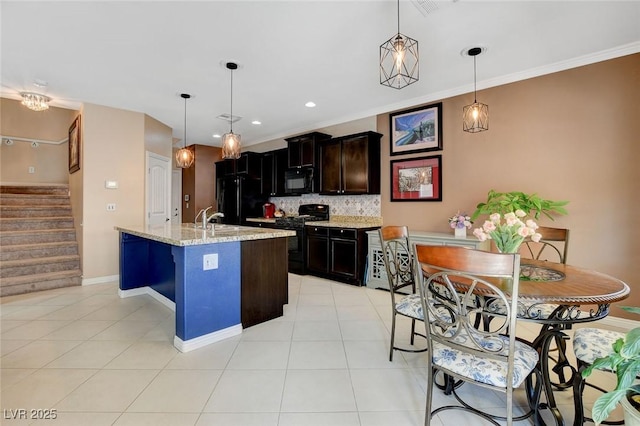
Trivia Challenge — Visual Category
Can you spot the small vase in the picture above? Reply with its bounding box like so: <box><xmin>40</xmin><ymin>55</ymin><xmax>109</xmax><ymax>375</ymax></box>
<box><xmin>454</xmin><ymin>227</ymin><xmax>467</xmax><ymax>239</ymax></box>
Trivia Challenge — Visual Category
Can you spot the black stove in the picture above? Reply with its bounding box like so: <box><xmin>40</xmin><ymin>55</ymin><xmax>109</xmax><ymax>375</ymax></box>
<box><xmin>274</xmin><ymin>204</ymin><xmax>329</xmax><ymax>274</ymax></box>
<box><xmin>274</xmin><ymin>205</ymin><xmax>330</xmax><ymax>230</ymax></box>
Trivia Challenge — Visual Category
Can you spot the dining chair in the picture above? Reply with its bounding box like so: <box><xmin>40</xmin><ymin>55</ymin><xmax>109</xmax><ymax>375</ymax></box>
<box><xmin>522</xmin><ymin>226</ymin><xmax>569</xmax><ymax>264</ymax></box>
<box><xmin>572</xmin><ymin>327</ymin><xmax>626</xmax><ymax>425</ymax></box>
<box><xmin>413</xmin><ymin>244</ymin><xmax>542</xmax><ymax>426</ymax></box>
<box><xmin>378</xmin><ymin>226</ymin><xmax>427</xmax><ymax>361</ymax></box>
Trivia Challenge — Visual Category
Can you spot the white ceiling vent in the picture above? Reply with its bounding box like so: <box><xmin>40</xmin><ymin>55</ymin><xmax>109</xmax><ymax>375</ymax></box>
<box><xmin>216</xmin><ymin>113</ymin><xmax>242</xmax><ymax>124</ymax></box>
<box><xmin>411</xmin><ymin>0</ymin><xmax>458</xmax><ymax>17</ymax></box>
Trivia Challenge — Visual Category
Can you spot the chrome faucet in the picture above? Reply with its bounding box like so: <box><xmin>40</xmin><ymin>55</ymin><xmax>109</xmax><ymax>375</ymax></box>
<box><xmin>195</xmin><ymin>206</ymin><xmax>213</xmax><ymax>229</ymax></box>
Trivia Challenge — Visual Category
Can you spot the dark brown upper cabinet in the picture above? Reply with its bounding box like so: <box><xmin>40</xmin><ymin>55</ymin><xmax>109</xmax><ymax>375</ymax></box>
<box><xmin>285</xmin><ymin>132</ymin><xmax>331</xmax><ymax>169</ymax></box>
<box><xmin>261</xmin><ymin>148</ymin><xmax>288</xmax><ymax>197</ymax></box>
<box><xmin>319</xmin><ymin>131</ymin><xmax>382</xmax><ymax>195</ymax></box>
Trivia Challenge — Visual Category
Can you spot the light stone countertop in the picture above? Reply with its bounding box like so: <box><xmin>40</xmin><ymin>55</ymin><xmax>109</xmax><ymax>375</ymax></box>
<box><xmin>245</xmin><ymin>218</ymin><xmax>277</xmax><ymax>224</ymax></box>
<box><xmin>307</xmin><ymin>216</ymin><xmax>382</xmax><ymax>229</ymax></box>
<box><xmin>115</xmin><ymin>223</ymin><xmax>295</xmax><ymax>247</ymax></box>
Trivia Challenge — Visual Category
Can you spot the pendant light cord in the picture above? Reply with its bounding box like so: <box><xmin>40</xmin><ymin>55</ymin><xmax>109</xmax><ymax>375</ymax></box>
<box><xmin>473</xmin><ymin>55</ymin><xmax>478</xmax><ymax>103</ymax></box>
<box><xmin>183</xmin><ymin>96</ymin><xmax>187</xmax><ymax>148</ymax></box>
<box><xmin>229</xmin><ymin>68</ymin><xmax>234</xmax><ymax>133</ymax></box>
<box><xmin>397</xmin><ymin>0</ymin><xmax>400</xmax><ymax>35</ymax></box>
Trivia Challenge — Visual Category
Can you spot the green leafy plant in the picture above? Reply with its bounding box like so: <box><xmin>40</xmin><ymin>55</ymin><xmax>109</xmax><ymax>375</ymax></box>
<box><xmin>582</xmin><ymin>306</ymin><xmax>640</xmax><ymax>425</ymax></box>
<box><xmin>471</xmin><ymin>190</ymin><xmax>568</xmax><ymax>221</ymax></box>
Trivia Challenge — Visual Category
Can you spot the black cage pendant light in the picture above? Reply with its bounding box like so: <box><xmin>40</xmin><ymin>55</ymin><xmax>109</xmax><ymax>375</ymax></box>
<box><xmin>176</xmin><ymin>93</ymin><xmax>195</xmax><ymax>168</ymax></box>
<box><xmin>221</xmin><ymin>62</ymin><xmax>242</xmax><ymax>159</ymax></box>
<box><xmin>380</xmin><ymin>0</ymin><xmax>419</xmax><ymax>89</ymax></box>
<box><xmin>462</xmin><ymin>47</ymin><xmax>489</xmax><ymax>133</ymax></box>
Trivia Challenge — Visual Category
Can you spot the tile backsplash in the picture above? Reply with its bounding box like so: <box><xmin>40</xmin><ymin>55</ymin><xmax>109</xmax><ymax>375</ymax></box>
<box><xmin>269</xmin><ymin>194</ymin><xmax>381</xmax><ymax>217</ymax></box>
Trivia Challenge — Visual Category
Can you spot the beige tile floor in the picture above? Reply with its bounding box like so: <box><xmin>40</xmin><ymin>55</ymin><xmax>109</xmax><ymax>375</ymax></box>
<box><xmin>0</xmin><ymin>273</ymin><xmax>623</xmax><ymax>425</ymax></box>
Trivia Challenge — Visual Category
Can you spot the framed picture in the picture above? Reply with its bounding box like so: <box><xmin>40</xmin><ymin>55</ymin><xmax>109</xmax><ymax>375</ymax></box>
<box><xmin>390</xmin><ymin>155</ymin><xmax>442</xmax><ymax>202</ymax></box>
<box><xmin>68</xmin><ymin>115</ymin><xmax>81</xmax><ymax>174</ymax></box>
<box><xmin>389</xmin><ymin>102</ymin><xmax>442</xmax><ymax>156</ymax></box>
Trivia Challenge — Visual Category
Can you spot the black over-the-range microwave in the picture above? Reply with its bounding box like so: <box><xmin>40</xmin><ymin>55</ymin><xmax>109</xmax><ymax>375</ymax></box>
<box><xmin>284</xmin><ymin>167</ymin><xmax>314</xmax><ymax>194</ymax></box>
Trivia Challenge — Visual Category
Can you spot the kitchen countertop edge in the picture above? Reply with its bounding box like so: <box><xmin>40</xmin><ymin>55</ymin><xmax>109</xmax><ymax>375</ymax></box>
<box><xmin>115</xmin><ymin>224</ymin><xmax>295</xmax><ymax>246</ymax></box>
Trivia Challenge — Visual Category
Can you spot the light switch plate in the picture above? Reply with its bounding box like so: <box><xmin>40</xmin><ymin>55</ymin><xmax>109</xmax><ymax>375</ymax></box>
<box><xmin>203</xmin><ymin>253</ymin><xmax>218</xmax><ymax>270</ymax></box>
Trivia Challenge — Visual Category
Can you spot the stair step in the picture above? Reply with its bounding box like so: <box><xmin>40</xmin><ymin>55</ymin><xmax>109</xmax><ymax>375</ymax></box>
<box><xmin>0</xmin><ymin>241</ymin><xmax>79</xmax><ymax>261</ymax></box>
<box><xmin>0</xmin><ymin>270</ymin><xmax>82</xmax><ymax>297</ymax></box>
<box><xmin>0</xmin><ymin>228</ymin><xmax>77</xmax><ymax>245</ymax></box>
<box><xmin>0</xmin><ymin>193</ymin><xmax>70</xmax><ymax>206</ymax></box>
<box><xmin>0</xmin><ymin>216</ymin><xmax>75</xmax><ymax>231</ymax></box>
<box><xmin>1</xmin><ymin>254</ymin><xmax>80</xmax><ymax>278</ymax></box>
<box><xmin>0</xmin><ymin>205</ymin><xmax>72</xmax><ymax>218</ymax></box>
<box><xmin>0</xmin><ymin>185</ymin><xmax>69</xmax><ymax>196</ymax></box>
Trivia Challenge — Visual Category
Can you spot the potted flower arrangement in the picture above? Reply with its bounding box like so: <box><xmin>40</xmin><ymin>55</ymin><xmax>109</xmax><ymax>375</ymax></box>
<box><xmin>449</xmin><ymin>211</ymin><xmax>472</xmax><ymax>238</ymax></box>
<box><xmin>581</xmin><ymin>306</ymin><xmax>640</xmax><ymax>426</ymax></box>
<box><xmin>470</xmin><ymin>190</ymin><xmax>568</xmax><ymax>252</ymax></box>
<box><xmin>472</xmin><ymin>210</ymin><xmax>542</xmax><ymax>253</ymax></box>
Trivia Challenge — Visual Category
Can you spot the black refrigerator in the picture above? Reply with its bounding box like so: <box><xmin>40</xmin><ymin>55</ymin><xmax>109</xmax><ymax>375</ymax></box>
<box><xmin>216</xmin><ymin>175</ymin><xmax>266</xmax><ymax>225</ymax></box>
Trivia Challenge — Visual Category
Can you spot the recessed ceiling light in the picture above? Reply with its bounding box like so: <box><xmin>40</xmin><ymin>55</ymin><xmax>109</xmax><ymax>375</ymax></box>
<box><xmin>212</xmin><ymin>134</ymin><xmax>221</xmax><ymax>138</ymax></box>
<box><xmin>251</xmin><ymin>120</ymin><xmax>261</xmax><ymax>125</ymax></box>
<box><xmin>305</xmin><ymin>101</ymin><xmax>316</xmax><ymax>108</ymax></box>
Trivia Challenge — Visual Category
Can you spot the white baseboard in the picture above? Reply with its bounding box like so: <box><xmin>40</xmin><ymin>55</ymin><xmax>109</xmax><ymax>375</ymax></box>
<box><xmin>118</xmin><ymin>286</ymin><xmax>175</xmax><ymax>311</ymax></box>
<box><xmin>598</xmin><ymin>315</ymin><xmax>640</xmax><ymax>331</ymax></box>
<box><xmin>83</xmin><ymin>275</ymin><xmax>119</xmax><ymax>286</ymax></box>
<box><xmin>174</xmin><ymin>324</ymin><xmax>243</xmax><ymax>353</ymax></box>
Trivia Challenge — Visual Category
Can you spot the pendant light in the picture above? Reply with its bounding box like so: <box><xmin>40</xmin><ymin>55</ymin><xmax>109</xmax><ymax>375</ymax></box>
<box><xmin>21</xmin><ymin>92</ymin><xmax>50</xmax><ymax>111</ymax></box>
<box><xmin>380</xmin><ymin>0</ymin><xmax>419</xmax><ymax>89</ymax></box>
<box><xmin>462</xmin><ymin>47</ymin><xmax>489</xmax><ymax>133</ymax></box>
<box><xmin>221</xmin><ymin>62</ymin><xmax>241</xmax><ymax>159</ymax></box>
<box><xmin>176</xmin><ymin>93</ymin><xmax>195</xmax><ymax>168</ymax></box>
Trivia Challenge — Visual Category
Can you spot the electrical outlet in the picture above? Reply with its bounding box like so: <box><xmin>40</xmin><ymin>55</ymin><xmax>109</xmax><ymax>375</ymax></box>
<box><xmin>28</xmin><ymin>166</ymin><xmax>35</xmax><ymax>174</ymax></box>
<box><xmin>106</xmin><ymin>203</ymin><xmax>116</xmax><ymax>211</ymax></box>
<box><xmin>203</xmin><ymin>253</ymin><xmax>218</xmax><ymax>270</ymax></box>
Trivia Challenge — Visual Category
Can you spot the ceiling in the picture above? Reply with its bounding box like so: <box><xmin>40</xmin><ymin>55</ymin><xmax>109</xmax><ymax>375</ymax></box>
<box><xmin>2</xmin><ymin>1</ymin><xmax>639</xmax><ymax>148</ymax></box>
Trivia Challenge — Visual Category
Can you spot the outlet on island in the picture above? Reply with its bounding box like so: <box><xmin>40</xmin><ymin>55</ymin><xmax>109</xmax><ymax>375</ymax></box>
<box><xmin>203</xmin><ymin>253</ymin><xmax>218</xmax><ymax>270</ymax></box>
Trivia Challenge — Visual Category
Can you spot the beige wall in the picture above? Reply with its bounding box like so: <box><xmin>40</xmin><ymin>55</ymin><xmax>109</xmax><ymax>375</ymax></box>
<box><xmin>80</xmin><ymin>103</ymin><xmax>146</xmax><ymax>280</ymax></box>
<box><xmin>0</xmin><ymin>98</ymin><xmax>77</xmax><ymax>184</ymax></box>
<box><xmin>144</xmin><ymin>115</ymin><xmax>172</xmax><ymax>159</ymax></box>
<box><xmin>378</xmin><ymin>53</ymin><xmax>639</xmax><ymax>317</ymax></box>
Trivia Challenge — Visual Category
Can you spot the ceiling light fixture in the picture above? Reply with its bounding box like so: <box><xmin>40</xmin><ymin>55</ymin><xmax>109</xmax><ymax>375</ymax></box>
<box><xmin>221</xmin><ymin>62</ymin><xmax>241</xmax><ymax>160</ymax></box>
<box><xmin>20</xmin><ymin>92</ymin><xmax>50</xmax><ymax>111</ymax></box>
<box><xmin>380</xmin><ymin>0</ymin><xmax>419</xmax><ymax>89</ymax></box>
<box><xmin>462</xmin><ymin>47</ymin><xmax>489</xmax><ymax>133</ymax></box>
<box><xmin>305</xmin><ymin>101</ymin><xmax>316</xmax><ymax>108</ymax></box>
<box><xmin>175</xmin><ymin>93</ymin><xmax>195</xmax><ymax>168</ymax></box>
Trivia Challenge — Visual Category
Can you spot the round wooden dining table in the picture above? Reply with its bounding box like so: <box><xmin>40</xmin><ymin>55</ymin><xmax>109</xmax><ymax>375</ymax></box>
<box><xmin>422</xmin><ymin>257</ymin><xmax>630</xmax><ymax>426</ymax></box>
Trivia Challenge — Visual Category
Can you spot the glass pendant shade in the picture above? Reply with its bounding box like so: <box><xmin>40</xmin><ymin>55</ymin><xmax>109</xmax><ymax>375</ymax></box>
<box><xmin>175</xmin><ymin>147</ymin><xmax>194</xmax><ymax>168</ymax></box>
<box><xmin>380</xmin><ymin>33</ymin><xmax>419</xmax><ymax>89</ymax></box>
<box><xmin>176</xmin><ymin>93</ymin><xmax>194</xmax><ymax>168</ymax></box>
<box><xmin>221</xmin><ymin>132</ymin><xmax>241</xmax><ymax>159</ymax></box>
<box><xmin>463</xmin><ymin>102</ymin><xmax>489</xmax><ymax>133</ymax></box>
<box><xmin>21</xmin><ymin>92</ymin><xmax>50</xmax><ymax>111</ymax></box>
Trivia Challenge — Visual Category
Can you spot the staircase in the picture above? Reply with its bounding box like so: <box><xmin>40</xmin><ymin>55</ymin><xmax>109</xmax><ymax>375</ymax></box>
<box><xmin>0</xmin><ymin>185</ymin><xmax>82</xmax><ymax>297</ymax></box>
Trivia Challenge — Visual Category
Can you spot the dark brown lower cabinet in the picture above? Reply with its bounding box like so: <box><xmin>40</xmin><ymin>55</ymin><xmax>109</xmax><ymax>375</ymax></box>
<box><xmin>305</xmin><ymin>225</ymin><xmax>379</xmax><ymax>286</ymax></box>
<box><xmin>241</xmin><ymin>238</ymin><xmax>288</xmax><ymax>328</ymax></box>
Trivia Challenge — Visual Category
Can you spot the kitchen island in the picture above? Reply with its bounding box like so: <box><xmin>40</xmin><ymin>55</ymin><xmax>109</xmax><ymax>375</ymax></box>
<box><xmin>115</xmin><ymin>223</ymin><xmax>295</xmax><ymax>352</ymax></box>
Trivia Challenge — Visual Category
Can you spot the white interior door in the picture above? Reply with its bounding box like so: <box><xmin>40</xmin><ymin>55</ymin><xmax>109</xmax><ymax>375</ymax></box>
<box><xmin>146</xmin><ymin>152</ymin><xmax>171</xmax><ymax>226</ymax></box>
<box><xmin>171</xmin><ymin>169</ymin><xmax>182</xmax><ymax>224</ymax></box>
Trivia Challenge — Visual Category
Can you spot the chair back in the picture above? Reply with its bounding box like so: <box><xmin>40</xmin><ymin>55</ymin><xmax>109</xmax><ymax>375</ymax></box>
<box><xmin>413</xmin><ymin>244</ymin><xmax>522</xmax><ymax>387</ymax></box>
<box><xmin>379</xmin><ymin>226</ymin><xmax>415</xmax><ymax>302</ymax></box>
<box><xmin>522</xmin><ymin>226</ymin><xmax>569</xmax><ymax>264</ymax></box>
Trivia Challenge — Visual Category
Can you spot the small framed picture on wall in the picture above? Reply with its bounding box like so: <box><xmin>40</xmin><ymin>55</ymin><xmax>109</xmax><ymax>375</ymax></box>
<box><xmin>68</xmin><ymin>115</ymin><xmax>81</xmax><ymax>174</ymax></box>
<box><xmin>390</xmin><ymin>155</ymin><xmax>442</xmax><ymax>202</ymax></box>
